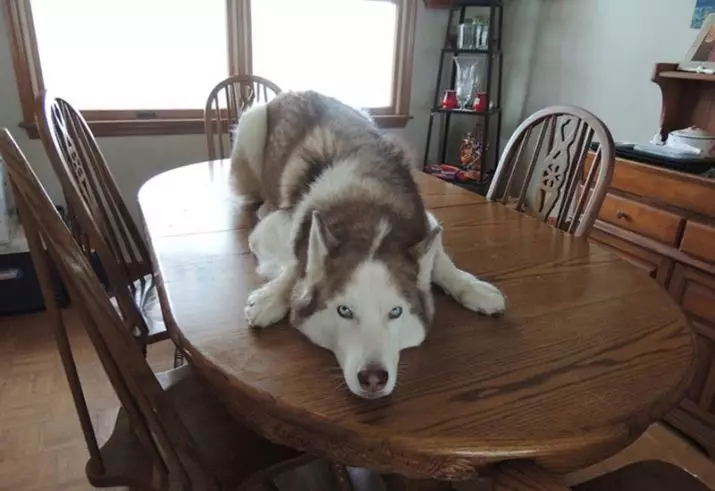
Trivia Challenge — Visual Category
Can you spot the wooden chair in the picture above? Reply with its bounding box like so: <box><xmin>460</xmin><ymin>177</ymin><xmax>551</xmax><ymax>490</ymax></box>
<box><xmin>0</xmin><ymin>127</ymin><xmax>308</xmax><ymax>490</ymax></box>
<box><xmin>204</xmin><ymin>74</ymin><xmax>281</xmax><ymax>160</ymax></box>
<box><xmin>486</xmin><ymin>105</ymin><xmax>615</xmax><ymax>237</ymax></box>
<box><xmin>493</xmin><ymin>460</ymin><xmax>710</xmax><ymax>491</ymax></box>
<box><xmin>35</xmin><ymin>91</ymin><xmax>176</xmax><ymax>362</ymax></box>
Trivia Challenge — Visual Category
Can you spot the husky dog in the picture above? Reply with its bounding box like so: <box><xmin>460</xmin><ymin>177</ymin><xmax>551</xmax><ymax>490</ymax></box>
<box><xmin>231</xmin><ymin>91</ymin><xmax>505</xmax><ymax>399</ymax></box>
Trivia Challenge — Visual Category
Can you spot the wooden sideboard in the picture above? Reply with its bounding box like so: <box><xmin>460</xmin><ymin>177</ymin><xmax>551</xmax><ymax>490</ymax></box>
<box><xmin>585</xmin><ymin>153</ymin><xmax>715</xmax><ymax>457</ymax></box>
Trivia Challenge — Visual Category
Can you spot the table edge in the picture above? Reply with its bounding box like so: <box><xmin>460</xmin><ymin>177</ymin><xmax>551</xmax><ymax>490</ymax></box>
<box><xmin>139</xmin><ymin>162</ymin><xmax>699</xmax><ymax>478</ymax></box>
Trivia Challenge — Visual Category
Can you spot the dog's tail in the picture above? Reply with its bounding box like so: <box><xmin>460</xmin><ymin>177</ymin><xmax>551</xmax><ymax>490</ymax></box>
<box><xmin>229</xmin><ymin>103</ymin><xmax>268</xmax><ymax>204</ymax></box>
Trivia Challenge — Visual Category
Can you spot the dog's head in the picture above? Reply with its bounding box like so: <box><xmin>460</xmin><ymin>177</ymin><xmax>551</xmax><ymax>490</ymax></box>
<box><xmin>291</xmin><ymin>211</ymin><xmax>441</xmax><ymax>399</ymax></box>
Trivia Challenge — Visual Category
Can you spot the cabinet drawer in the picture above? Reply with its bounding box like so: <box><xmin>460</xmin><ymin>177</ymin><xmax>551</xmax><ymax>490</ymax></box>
<box><xmin>598</xmin><ymin>193</ymin><xmax>684</xmax><ymax>245</ymax></box>
<box><xmin>681</xmin><ymin>220</ymin><xmax>715</xmax><ymax>264</ymax></box>
<box><xmin>590</xmin><ymin>228</ymin><xmax>673</xmax><ymax>286</ymax></box>
<box><xmin>669</xmin><ymin>264</ymin><xmax>715</xmax><ymax>412</ymax></box>
<box><xmin>586</xmin><ymin>152</ymin><xmax>715</xmax><ymax>217</ymax></box>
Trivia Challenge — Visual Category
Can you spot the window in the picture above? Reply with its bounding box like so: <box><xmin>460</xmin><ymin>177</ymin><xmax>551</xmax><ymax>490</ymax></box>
<box><xmin>252</xmin><ymin>0</ymin><xmax>396</xmax><ymax>109</ymax></box>
<box><xmin>4</xmin><ymin>0</ymin><xmax>416</xmax><ymax>138</ymax></box>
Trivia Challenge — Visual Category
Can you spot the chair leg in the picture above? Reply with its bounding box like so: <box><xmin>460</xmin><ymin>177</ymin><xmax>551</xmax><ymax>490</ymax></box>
<box><xmin>329</xmin><ymin>462</ymin><xmax>355</xmax><ymax>491</ymax></box>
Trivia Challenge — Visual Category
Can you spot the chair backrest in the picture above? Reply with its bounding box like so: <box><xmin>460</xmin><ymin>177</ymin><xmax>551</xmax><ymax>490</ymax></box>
<box><xmin>0</xmin><ymin>128</ymin><xmax>219</xmax><ymax>490</ymax></box>
<box><xmin>35</xmin><ymin>91</ymin><xmax>153</xmax><ymax>341</ymax></box>
<box><xmin>204</xmin><ymin>74</ymin><xmax>281</xmax><ymax>160</ymax></box>
<box><xmin>487</xmin><ymin>105</ymin><xmax>615</xmax><ymax>237</ymax></box>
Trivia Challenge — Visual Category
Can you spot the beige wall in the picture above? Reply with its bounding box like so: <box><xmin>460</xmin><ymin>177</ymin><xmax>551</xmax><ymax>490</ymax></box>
<box><xmin>0</xmin><ymin>3</ymin><xmax>449</xmax><ymax>219</ymax></box>
<box><xmin>522</xmin><ymin>0</ymin><xmax>699</xmax><ymax>143</ymax></box>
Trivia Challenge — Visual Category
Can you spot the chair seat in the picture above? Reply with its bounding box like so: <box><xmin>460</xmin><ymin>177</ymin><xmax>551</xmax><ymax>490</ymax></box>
<box><xmin>91</xmin><ymin>364</ymin><xmax>302</xmax><ymax>490</ymax></box>
<box><xmin>86</xmin><ymin>405</ymin><xmax>163</xmax><ymax>489</ymax></box>
<box><xmin>159</xmin><ymin>364</ymin><xmax>302</xmax><ymax>489</ymax></box>
<box><xmin>573</xmin><ymin>460</ymin><xmax>711</xmax><ymax>491</ymax></box>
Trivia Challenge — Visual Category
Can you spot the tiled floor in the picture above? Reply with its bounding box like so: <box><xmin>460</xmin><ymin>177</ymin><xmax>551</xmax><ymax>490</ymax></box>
<box><xmin>0</xmin><ymin>308</ymin><xmax>713</xmax><ymax>491</ymax></box>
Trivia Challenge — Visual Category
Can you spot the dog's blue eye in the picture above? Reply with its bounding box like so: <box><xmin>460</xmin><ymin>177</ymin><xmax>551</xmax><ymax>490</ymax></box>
<box><xmin>337</xmin><ymin>305</ymin><xmax>354</xmax><ymax>319</ymax></box>
<box><xmin>388</xmin><ymin>306</ymin><xmax>403</xmax><ymax>319</ymax></box>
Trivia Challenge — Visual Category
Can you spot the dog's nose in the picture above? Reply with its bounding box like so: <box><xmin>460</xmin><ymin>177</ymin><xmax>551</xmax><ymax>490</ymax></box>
<box><xmin>357</xmin><ymin>365</ymin><xmax>389</xmax><ymax>392</ymax></box>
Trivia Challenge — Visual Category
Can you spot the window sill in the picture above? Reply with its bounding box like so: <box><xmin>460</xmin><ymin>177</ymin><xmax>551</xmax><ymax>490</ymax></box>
<box><xmin>19</xmin><ymin>114</ymin><xmax>412</xmax><ymax>139</ymax></box>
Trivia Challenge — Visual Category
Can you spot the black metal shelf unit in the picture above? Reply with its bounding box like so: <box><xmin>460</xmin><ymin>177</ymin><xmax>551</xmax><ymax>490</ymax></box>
<box><xmin>422</xmin><ymin>0</ymin><xmax>504</xmax><ymax>189</ymax></box>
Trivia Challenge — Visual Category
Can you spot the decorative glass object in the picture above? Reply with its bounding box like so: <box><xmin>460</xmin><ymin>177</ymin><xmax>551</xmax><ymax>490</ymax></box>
<box><xmin>457</xmin><ymin>22</ymin><xmax>477</xmax><ymax>49</ymax></box>
<box><xmin>453</xmin><ymin>55</ymin><xmax>483</xmax><ymax>108</ymax></box>
<box><xmin>457</xmin><ymin>17</ymin><xmax>490</xmax><ymax>50</ymax></box>
<box><xmin>474</xmin><ymin>17</ymin><xmax>489</xmax><ymax>49</ymax></box>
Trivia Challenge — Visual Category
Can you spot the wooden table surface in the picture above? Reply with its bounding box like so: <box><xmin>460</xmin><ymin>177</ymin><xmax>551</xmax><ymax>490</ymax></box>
<box><xmin>138</xmin><ymin>160</ymin><xmax>697</xmax><ymax>481</ymax></box>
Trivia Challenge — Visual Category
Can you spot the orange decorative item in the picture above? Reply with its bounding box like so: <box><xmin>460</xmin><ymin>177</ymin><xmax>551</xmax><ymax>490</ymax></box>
<box><xmin>441</xmin><ymin>89</ymin><xmax>458</xmax><ymax>109</ymax></box>
<box><xmin>459</xmin><ymin>129</ymin><xmax>483</xmax><ymax>173</ymax></box>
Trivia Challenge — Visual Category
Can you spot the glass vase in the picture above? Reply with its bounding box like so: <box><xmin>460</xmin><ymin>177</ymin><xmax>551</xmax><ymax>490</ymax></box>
<box><xmin>453</xmin><ymin>56</ymin><xmax>483</xmax><ymax>109</ymax></box>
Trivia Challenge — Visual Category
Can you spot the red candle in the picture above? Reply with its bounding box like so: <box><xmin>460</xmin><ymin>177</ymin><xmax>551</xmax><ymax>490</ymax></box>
<box><xmin>441</xmin><ymin>89</ymin><xmax>458</xmax><ymax>109</ymax></box>
<box><xmin>472</xmin><ymin>92</ymin><xmax>487</xmax><ymax>112</ymax></box>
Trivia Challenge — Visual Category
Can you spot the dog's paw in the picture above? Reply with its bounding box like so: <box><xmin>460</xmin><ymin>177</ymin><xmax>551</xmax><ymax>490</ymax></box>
<box><xmin>244</xmin><ymin>285</ymin><xmax>289</xmax><ymax>328</ymax></box>
<box><xmin>453</xmin><ymin>273</ymin><xmax>506</xmax><ymax>316</ymax></box>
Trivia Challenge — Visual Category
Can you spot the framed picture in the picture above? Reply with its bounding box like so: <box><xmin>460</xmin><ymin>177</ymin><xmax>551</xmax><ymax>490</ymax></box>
<box><xmin>680</xmin><ymin>13</ymin><xmax>715</xmax><ymax>71</ymax></box>
<box><xmin>692</xmin><ymin>0</ymin><xmax>715</xmax><ymax>29</ymax></box>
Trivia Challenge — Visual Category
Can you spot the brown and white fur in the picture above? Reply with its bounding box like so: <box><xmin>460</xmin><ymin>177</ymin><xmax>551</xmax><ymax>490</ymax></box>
<box><xmin>231</xmin><ymin>91</ymin><xmax>505</xmax><ymax>399</ymax></box>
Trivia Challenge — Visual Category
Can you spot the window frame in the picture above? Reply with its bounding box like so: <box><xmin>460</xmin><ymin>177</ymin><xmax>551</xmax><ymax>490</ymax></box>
<box><xmin>4</xmin><ymin>0</ymin><xmax>416</xmax><ymax>138</ymax></box>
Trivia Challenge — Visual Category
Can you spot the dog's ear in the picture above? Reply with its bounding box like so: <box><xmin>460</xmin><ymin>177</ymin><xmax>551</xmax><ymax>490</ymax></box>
<box><xmin>410</xmin><ymin>225</ymin><xmax>442</xmax><ymax>290</ymax></box>
<box><xmin>306</xmin><ymin>210</ymin><xmax>337</xmax><ymax>281</ymax></box>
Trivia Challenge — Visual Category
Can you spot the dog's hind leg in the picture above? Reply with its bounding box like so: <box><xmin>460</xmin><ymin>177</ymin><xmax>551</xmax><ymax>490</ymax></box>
<box><xmin>229</xmin><ymin>103</ymin><xmax>268</xmax><ymax>205</ymax></box>
<box><xmin>249</xmin><ymin>209</ymin><xmax>293</xmax><ymax>281</ymax></box>
<box><xmin>230</xmin><ymin>152</ymin><xmax>263</xmax><ymax>206</ymax></box>
<box><xmin>426</xmin><ymin>212</ymin><xmax>506</xmax><ymax>315</ymax></box>
<box><xmin>244</xmin><ymin>208</ymin><xmax>295</xmax><ymax>326</ymax></box>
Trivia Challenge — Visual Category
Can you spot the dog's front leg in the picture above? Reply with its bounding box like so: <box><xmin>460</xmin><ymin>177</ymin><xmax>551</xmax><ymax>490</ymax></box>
<box><xmin>244</xmin><ymin>263</ymin><xmax>296</xmax><ymax>327</ymax></box>
<box><xmin>426</xmin><ymin>212</ymin><xmax>506</xmax><ymax>315</ymax></box>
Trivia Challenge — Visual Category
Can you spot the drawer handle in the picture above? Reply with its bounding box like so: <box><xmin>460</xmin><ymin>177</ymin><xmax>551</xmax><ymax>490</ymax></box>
<box><xmin>616</xmin><ymin>210</ymin><xmax>629</xmax><ymax>220</ymax></box>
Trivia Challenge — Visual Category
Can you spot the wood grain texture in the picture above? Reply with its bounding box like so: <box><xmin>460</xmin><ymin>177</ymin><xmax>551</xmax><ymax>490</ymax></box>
<box><xmin>589</xmin><ymin>228</ymin><xmax>673</xmax><ymax>286</ymax></box>
<box><xmin>653</xmin><ymin>62</ymin><xmax>715</xmax><ymax>142</ymax></box>
<box><xmin>597</xmin><ymin>193</ymin><xmax>683</xmax><ymax>246</ymax></box>
<box><xmin>3</xmin><ymin>309</ymin><xmax>714</xmax><ymax>491</ymax></box>
<box><xmin>139</xmin><ymin>160</ymin><xmax>697</xmax><ymax>481</ymax></box>
<box><xmin>1</xmin><ymin>131</ymin><xmax>308</xmax><ymax>490</ymax></box>
<box><xmin>583</xmin><ymin>150</ymin><xmax>715</xmax><ymax>459</ymax></box>
<box><xmin>681</xmin><ymin>220</ymin><xmax>715</xmax><ymax>265</ymax></box>
<box><xmin>668</xmin><ymin>266</ymin><xmax>715</xmax><ymax>414</ymax></box>
<box><xmin>584</xmin><ymin>153</ymin><xmax>715</xmax><ymax>219</ymax></box>
<box><xmin>487</xmin><ymin>106</ymin><xmax>615</xmax><ymax>237</ymax></box>
<box><xmin>35</xmin><ymin>92</ymin><xmax>170</xmax><ymax>347</ymax></box>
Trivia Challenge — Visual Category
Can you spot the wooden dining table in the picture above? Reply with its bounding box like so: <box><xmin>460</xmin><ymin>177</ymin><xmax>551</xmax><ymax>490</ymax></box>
<box><xmin>138</xmin><ymin>159</ymin><xmax>697</xmax><ymax>483</ymax></box>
